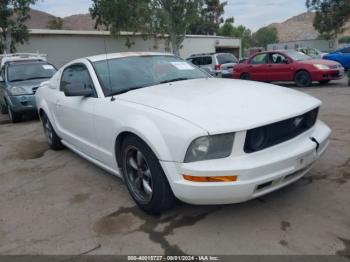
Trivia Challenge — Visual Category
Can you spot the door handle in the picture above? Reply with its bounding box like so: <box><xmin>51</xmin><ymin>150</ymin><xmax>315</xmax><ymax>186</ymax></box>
<box><xmin>55</xmin><ymin>100</ymin><xmax>61</xmax><ymax>108</ymax></box>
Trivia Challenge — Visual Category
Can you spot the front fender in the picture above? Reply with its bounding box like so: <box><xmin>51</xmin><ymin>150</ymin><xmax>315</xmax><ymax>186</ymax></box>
<box><xmin>94</xmin><ymin>100</ymin><xmax>208</xmax><ymax>165</ymax></box>
<box><xmin>114</xmin><ymin>110</ymin><xmax>207</xmax><ymax>163</ymax></box>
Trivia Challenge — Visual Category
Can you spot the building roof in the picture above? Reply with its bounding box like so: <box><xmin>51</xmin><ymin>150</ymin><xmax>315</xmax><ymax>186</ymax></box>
<box><xmin>29</xmin><ymin>29</ymin><xmax>239</xmax><ymax>40</ymax></box>
<box><xmin>87</xmin><ymin>52</ymin><xmax>174</xmax><ymax>62</ymax></box>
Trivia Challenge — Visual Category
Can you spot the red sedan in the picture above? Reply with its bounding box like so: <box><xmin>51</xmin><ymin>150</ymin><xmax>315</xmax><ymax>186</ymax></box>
<box><xmin>233</xmin><ymin>50</ymin><xmax>344</xmax><ymax>87</ymax></box>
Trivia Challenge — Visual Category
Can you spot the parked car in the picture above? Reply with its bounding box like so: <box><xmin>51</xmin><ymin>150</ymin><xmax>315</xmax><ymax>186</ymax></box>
<box><xmin>233</xmin><ymin>50</ymin><xmax>344</xmax><ymax>87</ymax></box>
<box><xmin>36</xmin><ymin>52</ymin><xmax>331</xmax><ymax>214</ymax></box>
<box><xmin>297</xmin><ymin>47</ymin><xmax>327</xmax><ymax>59</ymax></box>
<box><xmin>323</xmin><ymin>46</ymin><xmax>350</xmax><ymax>69</ymax></box>
<box><xmin>187</xmin><ymin>53</ymin><xmax>238</xmax><ymax>78</ymax></box>
<box><xmin>0</xmin><ymin>54</ymin><xmax>57</xmax><ymax>122</ymax></box>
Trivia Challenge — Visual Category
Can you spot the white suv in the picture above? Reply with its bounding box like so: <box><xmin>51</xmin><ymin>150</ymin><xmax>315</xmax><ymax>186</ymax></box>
<box><xmin>187</xmin><ymin>53</ymin><xmax>238</xmax><ymax>78</ymax></box>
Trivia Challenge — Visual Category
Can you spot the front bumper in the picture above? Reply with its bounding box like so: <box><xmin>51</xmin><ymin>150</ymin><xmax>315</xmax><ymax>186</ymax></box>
<box><xmin>161</xmin><ymin>120</ymin><xmax>331</xmax><ymax>205</ymax></box>
<box><xmin>7</xmin><ymin>94</ymin><xmax>37</xmax><ymax>113</ymax></box>
<box><xmin>312</xmin><ymin>68</ymin><xmax>345</xmax><ymax>81</ymax></box>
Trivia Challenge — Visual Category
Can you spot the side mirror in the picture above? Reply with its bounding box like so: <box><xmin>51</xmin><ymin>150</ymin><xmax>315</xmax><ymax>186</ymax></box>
<box><xmin>63</xmin><ymin>82</ymin><xmax>94</xmax><ymax>97</ymax></box>
<box><xmin>0</xmin><ymin>76</ymin><xmax>4</xmax><ymax>83</ymax></box>
<box><xmin>283</xmin><ymin>59</ymin><xmax>290</xmax><ymax>64</ymax></box>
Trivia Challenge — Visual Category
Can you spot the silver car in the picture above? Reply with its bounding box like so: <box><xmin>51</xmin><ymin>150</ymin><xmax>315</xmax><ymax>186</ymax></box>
<box><xmin>187</xmin><ymin>53</ymin><xmax>238</xmax><ymax>78</ymax></box>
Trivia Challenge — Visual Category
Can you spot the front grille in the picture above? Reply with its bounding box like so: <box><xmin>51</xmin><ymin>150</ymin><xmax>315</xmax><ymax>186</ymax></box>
<box><xmin>244</xmin><ymin>108</ymin><xmax>319</xmax><ymax>153</ymax></box>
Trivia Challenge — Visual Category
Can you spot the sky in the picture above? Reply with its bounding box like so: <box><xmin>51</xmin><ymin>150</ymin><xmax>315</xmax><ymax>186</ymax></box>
<box><xmin>33</xmin><ymin>0</ymin><xmax>308</xmax><ymax>31</ymax></box>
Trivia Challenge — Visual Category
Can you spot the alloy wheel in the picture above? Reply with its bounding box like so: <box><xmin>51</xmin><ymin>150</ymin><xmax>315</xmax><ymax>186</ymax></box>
<box><xmin>7</xmin><ymin>105</ymin><xmax>13</xmax><ymax>121</ymax></box>
<box><xmin>43</xmin><ymin>116</ymin><xmax>53</xmax><ymax>145</ymax></box>
<box><xmin>124</xmin><ymin>146</ymin><xmax>153</xmax><ymax>204</ymax></box>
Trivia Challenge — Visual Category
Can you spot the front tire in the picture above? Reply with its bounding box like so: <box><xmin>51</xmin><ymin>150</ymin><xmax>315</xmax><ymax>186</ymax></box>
<box><xmin>121</xmin><ymin>135</ymin><xmax>176</xmax><ymax>214</ymax></box>
<box><xmin>41</xmin><ymin>113</ymin><xmax>64</xmax><ymax>150</ymax></box>
<box><xmin>7</xmin><ymin>104</ymin><xmax>22</xmax><ymax>123</ymax></box>
<box><xmin>240</xmin><ymin>73</ymin><xmax>251</xmax><ymax>80</ymax></box>
<box><xmin>294</xmin><ymin>71</ymin><xmax>312</xmax><ymax>87</ymax></box>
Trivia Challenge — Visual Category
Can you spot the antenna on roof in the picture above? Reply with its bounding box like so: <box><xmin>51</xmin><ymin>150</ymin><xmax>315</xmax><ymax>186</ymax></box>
<box><xmin>103</xmin><ymin>29</ymin><xmax>115</xmax><ymax>102</ymax></box>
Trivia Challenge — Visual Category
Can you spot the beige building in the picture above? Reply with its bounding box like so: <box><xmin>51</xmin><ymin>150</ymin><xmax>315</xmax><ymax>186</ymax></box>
<box><xmin>17</xmin><ymin>29</ymin><xmax>241</xmax><ymax>68</ymax></box>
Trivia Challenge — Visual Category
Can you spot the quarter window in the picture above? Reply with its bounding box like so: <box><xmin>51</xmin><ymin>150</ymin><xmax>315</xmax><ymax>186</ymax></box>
<box><xmin>202</xmin><ymin>56</ymin><xmax>212</xmax><ymax>65</ymax></box>
<box><xmin>191</xmin><ymin>56</ymin><xmax>212</xmax><ymax>66</ymax></box>
<box><xmin>60</xmin><ymin>64</ymin><xmax>95</xmax><ymax>96</ymax></box>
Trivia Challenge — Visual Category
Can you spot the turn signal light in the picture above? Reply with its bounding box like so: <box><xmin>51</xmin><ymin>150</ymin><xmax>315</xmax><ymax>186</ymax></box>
<box><xmin>183</xmin><ymin>175</ymin><xmax>237</xmax><ymax>182</ymax></box>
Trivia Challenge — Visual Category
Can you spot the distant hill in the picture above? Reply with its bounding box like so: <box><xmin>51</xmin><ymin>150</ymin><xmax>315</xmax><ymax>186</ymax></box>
<box><xmin>25</xmin><ymin>9</ymin><xmax>350</xmax><ymax>42</ymax></box>
<box><xmin>62</xmin><ymin>14</ymin><xmax>96</xmax><ymax>31</ymax></box>
<box><xmin>269</xmin><ymin>12</ymin><xmax>350</xmax><ymax>42</ymax></box>
<box><xmin>25</xmin><ymin>9</ymin><xmax>57</xmax><ymax>29</ymax></box>
<box><xmin>25</xmin><ymin>9</ymin><xmax>96</xmax><ymax>31</ymax></box>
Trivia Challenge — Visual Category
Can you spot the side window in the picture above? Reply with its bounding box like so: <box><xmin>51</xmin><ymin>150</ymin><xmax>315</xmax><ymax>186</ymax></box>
<box><xmin>60</xmin><ymin>64</ymin><xmax>95</xmax><ymax>95</ymax></box>
<box><xmin>270</xmin><ymin>53</ymin><xmax>287</xmax><ymax>64</ymax></box>
<box><xmin>251</xmin><ymin>54</ymin><xmax>268</xmax><ymax>64</ymax></box>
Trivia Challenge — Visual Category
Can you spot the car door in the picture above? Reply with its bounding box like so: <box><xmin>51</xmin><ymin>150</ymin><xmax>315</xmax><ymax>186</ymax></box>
<box><xmin>268</xmin><ymin>53</ymin><xmax>294</xmax><ymax>81</ymax></box>
<box><xmin>248</xmin><ymin>53</ymin><xmax>270</xmax><ymax>81</ymax></box>
<box><xmin>53</xmin><ymin>63</ymin><xmax>100</xmax><ymax>159</ymax></box>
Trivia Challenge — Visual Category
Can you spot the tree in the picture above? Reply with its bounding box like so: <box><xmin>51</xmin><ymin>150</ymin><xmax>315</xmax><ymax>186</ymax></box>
<box><xmin>218</xmin><ymin>21</ymin><xmax>253</xmax><ymax>52</ymax></box>
<box><xmin>47</xmin><ymin>17</ymin><xmax>63</xmax><ymax>30</ymax></box>
<box><xmin>0</xmin><ymin>0</ymin><xmax>37</xmax><ymax>53</ymax></box>
<box><xmin>188</xmin><ymin>0</ymin><xmax>227</xmax><ymax>35</ymax></box>
<box><xmin>251</xmin><ymin>27</ymin><xmax>278</xmax><ymax>49</ymax></box>
<box><xmin>90</xmin><ymin>0</ymin><xmax>202</xmax><ymax>55</ymax></box>
<box><xmin>306</xmin><ymin>0</ymin><xmax>350</xmax><ymax>38</ymax></box>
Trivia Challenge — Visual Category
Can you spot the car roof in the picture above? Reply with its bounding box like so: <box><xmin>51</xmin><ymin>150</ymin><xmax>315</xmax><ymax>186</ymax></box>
<box><xmin>87</xmin><ymin>52</ymin><xmax>174</xmax><ymax>62</ymax></box>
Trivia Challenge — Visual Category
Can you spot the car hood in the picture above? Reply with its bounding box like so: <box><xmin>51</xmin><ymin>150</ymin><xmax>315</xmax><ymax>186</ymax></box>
<box><xmin>8</xmin><ymin>79</ymin><xmax>50</xmax><ymax>94</ymax></box>
<box><xmin>119</xmin><ymin>78</ymin><xmax>321</xmax><ymax>134</ymax></box>
<box><xmin>298</xmin><ymin>59</ymin><xmax>340</xmax><ymax>66</ymax></box>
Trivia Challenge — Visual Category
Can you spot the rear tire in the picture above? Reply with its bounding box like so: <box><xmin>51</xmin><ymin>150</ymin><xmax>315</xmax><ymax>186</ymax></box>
<box><xmin>121</xmin><ymin>135</ymin><xmax>176</xmax><ymax>214</ymax></box>
<box><xmin>41</xmin><ymin>113</ymin><xmax>64</xmax><ymax>150</ymax></box>
<box><xmin>240</xmin><ymin>73</ymin><xmax>251</xmax><ymax>80</ymax></box>
<box><xmin>294</xmin><ymin>71</ymin><xmax>312</xmax><ymax>87</ymax></box>
<box><xmin>7</xmin><ymin>104</ymin><xmax>22</xmax><ymax>123</ymax></box>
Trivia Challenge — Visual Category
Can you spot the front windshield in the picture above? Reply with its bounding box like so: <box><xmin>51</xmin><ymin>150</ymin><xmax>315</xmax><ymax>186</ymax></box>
<box><xmin>93</xmin><ymin>55</ymin><xmax>210</xmax><ymax>96</ymax></box>
<box><xmin>283</xmin><ymin>50</ymin><xmax>312</xmax><ymax>61</ymax></box>
<box><xmin>7</xmin><ymin>62</ymin><xmax>56</xmax><ymax>82</ymax></box>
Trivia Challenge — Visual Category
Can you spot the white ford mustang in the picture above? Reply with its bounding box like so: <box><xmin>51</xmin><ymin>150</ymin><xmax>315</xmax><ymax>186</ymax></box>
<box><xmin>36</xmin><ymin>52</ymin><xmax>331</xmax><ymax>213</ymax></box>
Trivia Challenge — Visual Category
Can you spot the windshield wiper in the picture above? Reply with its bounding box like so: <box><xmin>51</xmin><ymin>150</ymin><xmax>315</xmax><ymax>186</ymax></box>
<box><xmin>9</xmin><ymin>78</ymin><xmax>27</xmax><ymax>82</ymax></box>
<box><xmin>9</xmin><ymin>76</ymin><xmax>50</xmax><ymax>82</ymax></box>
<box><xmin>24</xmin><ymin>77</ymin><xmax>51</xmax><ymax>81</ymax></box>
<box><xmin>160</xmin><ymin>77</ymin><xmax>189</xmax><ymax>84</ymax></box>
<box><xmin>109</xmin><ymin>86</ymin><xmax>145</xmax><ymax>96</ymax></box>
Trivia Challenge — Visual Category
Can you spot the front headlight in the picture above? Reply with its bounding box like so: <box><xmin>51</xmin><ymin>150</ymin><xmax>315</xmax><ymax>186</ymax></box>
<box><xmin>184</xmin><ymin>133</ymin><xmax>234</xmax><ymax>163</ymax></box>
<box><xmin>10</xmin><ymin>86</ymin><xmax>28</xmax><ymax>96</ymax></box>
<box><xmin>314</xmin><ymin>64</ymin><xmax>330</xmax><ymax>70</ymax></box>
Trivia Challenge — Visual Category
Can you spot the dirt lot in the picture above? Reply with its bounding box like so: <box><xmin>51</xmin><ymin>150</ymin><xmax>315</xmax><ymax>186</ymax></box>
<box><xmin>0</xmin><ymin>79</ymin><xmax>349</xmax><ymax>256</ymax></box>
